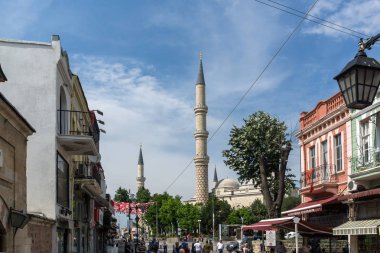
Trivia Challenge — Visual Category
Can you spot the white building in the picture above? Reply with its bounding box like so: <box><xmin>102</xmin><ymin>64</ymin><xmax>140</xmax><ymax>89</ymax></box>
<box><xmin>0</xmin><ymin>36</ymin><xmax>107</xmax><ymax>253</ymax></box>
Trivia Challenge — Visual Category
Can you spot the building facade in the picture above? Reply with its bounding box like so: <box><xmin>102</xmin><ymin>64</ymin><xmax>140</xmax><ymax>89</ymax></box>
<box><xmin>0</xmin><ymin>36</ymin><xmax>109</xmax><ymax>253</ymax></box>
<box><xmin>283</xmin><ymin>92</ymin><xmax>350</xmax><ymax>236</ymax></box>
<box><xmin>0</xmin><ymin>68</ymin><xmax>36</xmax><ymax>252</ymax></box>
<box><xmin>333</xmin><ymin>94</ymin><xmax>380</xmax><ymax>252</ymax></box>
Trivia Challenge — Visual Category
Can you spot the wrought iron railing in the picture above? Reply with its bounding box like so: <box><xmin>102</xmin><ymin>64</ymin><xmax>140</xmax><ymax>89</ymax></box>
<box><xmin>57</xmin><ymin>110</ymin><xmax>100</xmax><ymax>143</ymax></box>
<box><xmin>351</xmin><ymin>148</ymin><xmax>380</xmax><ymax>174</ymax></box>
<box><xmin>300</xmin><ymin>164</ymin><xmax>337</xmax><ymax>188</ymax></box>
<box><xmin>74</xmin><ymin>161</ymin><xmax>101</xmax><ymax>186</ymax></box>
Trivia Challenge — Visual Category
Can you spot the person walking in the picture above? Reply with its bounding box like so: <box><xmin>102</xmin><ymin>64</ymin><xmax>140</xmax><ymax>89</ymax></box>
<box><xmin>217</xmin><ymin>240</ymin><xmax>223</xmax><ymax>253</ymax></box>
<box><xmin>194</xmin><ymin>240</ymin><xmax>202</xmax><ymax>253</ymax></box>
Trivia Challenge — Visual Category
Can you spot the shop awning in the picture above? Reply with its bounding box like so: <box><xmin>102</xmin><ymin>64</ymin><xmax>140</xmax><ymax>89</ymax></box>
<box><xmin>338</xmin><ymin>188</ymin><xmax>380</xmax><ymax>201</ymax></box>
<box><xmin>242</xmin><ymin>217</ymin><xmax>332</xmax><ymax>236</ymax></box>
<box><xmin>281</xmin><ymin>195</ymin><xmax>338</xmax><ymax>216</ymax></box>
<box><xmin>333</xmin><ymin>219</ymin><xmax>380</xmax><ymax>235</ymax></box>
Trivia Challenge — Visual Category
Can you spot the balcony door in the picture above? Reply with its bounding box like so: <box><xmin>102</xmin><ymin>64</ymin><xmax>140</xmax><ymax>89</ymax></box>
<box><xmin>321</xmin><ymin>141</ymin><xmax>328</xmax><ymax>181</ymax></box>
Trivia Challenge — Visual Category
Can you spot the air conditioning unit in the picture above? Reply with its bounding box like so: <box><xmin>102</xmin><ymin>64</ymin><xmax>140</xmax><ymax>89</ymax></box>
<box><xmin>348</xmin><ymin>180</ymin><xmax>366</xmax><ymax>192</ymax></box>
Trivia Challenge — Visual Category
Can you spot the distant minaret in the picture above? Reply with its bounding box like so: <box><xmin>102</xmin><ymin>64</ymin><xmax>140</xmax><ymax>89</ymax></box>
<box><xmin>194</xmin><ymin>52</ymin><xmax>209</xmax><ymax>203</ymax></box>
<box><xmin>137</xmin><ymin>145</ymin><xmax>146</xmax><ymax>189</ymax></box>
<box><xmin>213</xmin><ymin>166</ymin><xmax>218</xmax><ymax>189</ymax></box>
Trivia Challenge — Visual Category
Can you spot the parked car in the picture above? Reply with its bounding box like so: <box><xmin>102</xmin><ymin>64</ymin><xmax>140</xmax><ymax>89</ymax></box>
<box><xmin>284</xmin><ymin>232</ymin><xmax>301</xmax><ymax>239</ymax></box>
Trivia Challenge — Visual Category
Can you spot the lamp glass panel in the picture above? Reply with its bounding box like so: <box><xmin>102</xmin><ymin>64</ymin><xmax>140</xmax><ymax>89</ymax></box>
<box><xmin>343</xmin><ymin>92</ymin><xmax>350</xmax><ymax>106</ymax></box>
<box><xmin>338</xmin><ymin>78</ymin><xmax>346</xmax><ymax>92</ymax></box>
<box><xmin>363</xmin><ymin>85</ymin><xmax>371</xmax><ymax>101</ymax></box>
<box><xmin>368</xmin><ymin>87</ymin><xmax>377</xmax><ymax>103</ymax></box>
<box><xmin>352</xmin><ymin>85</ymin><xmax>357</xmax><ymax>102</ymax></box>
<box><xmin>358</xmin><ymin>67</ymin><xmax>365</xmax><ymax>84</ymax></box>
<box><xmin>11</xmin><ymin>212</ymin><xmax>26</xmax><ymax>228</ymax></box>
<box><xmin>350</xmin><ymin>69</ymin><xmax>356</xmax><ymax>87</ymax></box>
<box><xmin>358</xmin><ymin>83</ymin><xmax>365</xmax><ymax>101</ymax></box>
<box><xmin>365</xmin><ymin>69</ymin><xmax>374</xmax><ymax>85</ymax></box>
<box><xmin>347</xmin><ymin>87</ymin><xmax>353</xmax><ymax>104</ymax></box>
<box><xmin>373</xmin><ymin>71</ymin><xmax>380</xmax><ymax>87</ymax></box>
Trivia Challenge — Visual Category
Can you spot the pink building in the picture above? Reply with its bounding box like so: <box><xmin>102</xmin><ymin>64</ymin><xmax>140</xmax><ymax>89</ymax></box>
<box><xmin>283</xmin><ymin>92</ymin><xmax>350</xmax><ymax>231</ymax></box>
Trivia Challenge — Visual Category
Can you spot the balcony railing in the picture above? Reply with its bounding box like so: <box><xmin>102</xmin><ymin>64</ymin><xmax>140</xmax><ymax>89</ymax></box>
<box><xmin>351</xmin><ymin>148</ymin><xmax>380</xmax><ymax>174</ymax></box>
<box><xmin>301</xmin><ymin>164</ymin><xmax>337</xmax><ymax>188</ymax></box>
<box><xmin>74</xmin><ymin>161</ymin><xmax>101</xmax><ymax>186</ymax></box>
<box><xmin>57</xmin><ymin>110</ymin><xmax>100</xmax><ymax>143</ymax></box>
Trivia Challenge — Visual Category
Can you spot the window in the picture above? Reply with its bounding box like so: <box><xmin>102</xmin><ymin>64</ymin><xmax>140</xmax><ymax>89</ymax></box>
<box><xmin>360</xmin><ymin>121</ymin><xmax>370</xmax><ymax>163</ymax></box>
<box><xmin>335</xmin><ymin>134</ymin><xmax>342</xmax><ymax>172</ymax></box>
<box><xmin>309</xmin><ymin>146</ymin><xmax>316</xmax><ymax>169</ymax></box>
<box><xmin>321</xmin><ymin>141</ymin><xmax>328</xmax><ymax>179</ymax></box>
<box><xmin>57</xmin><ymin>153</ymin><xmax>69</xmax><ymax>208</ymax></box>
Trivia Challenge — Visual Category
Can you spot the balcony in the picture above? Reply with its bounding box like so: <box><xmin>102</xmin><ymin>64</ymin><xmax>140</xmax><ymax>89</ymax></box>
<box><xmin>351</xmin><ymin>148</ymin><xmax>380</xmax><ymax>182</ymax></box>
<box><xmin>57</xmin><ymin>110</ymin><xmax>99</xmax><ymax>155</ymax></box>
<box><xmin>74</xmin><ymin>161</ymin><xmax>102</xmax><ymax>196</ymax></box>
<box><xmin>300</xmin><ymin>164</ymin><xmax>338</xmax><ymax>196</ymax></box>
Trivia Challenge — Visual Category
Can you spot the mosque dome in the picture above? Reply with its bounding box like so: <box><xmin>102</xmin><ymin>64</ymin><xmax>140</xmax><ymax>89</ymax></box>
<box><xmin>216</xmin><ymin>178</ymin><xmax>241</xmax><ymax>189</ymax></box>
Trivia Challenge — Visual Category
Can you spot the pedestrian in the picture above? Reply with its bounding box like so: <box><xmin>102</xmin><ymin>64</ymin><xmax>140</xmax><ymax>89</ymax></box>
<box><xmin>275</xmin><ymin>241</ymin><xmax>286</xmax><ymax>253</ymax></box>
<box><xmin>163</xmin><ymin>239</ymin><xmax>168</xmax><ymax>253</ymax></box>
<box><xmin>194</xmin><ymin>240</ymin><xmax>202</xmax><ymax>253</ymax></box>
<box><xmin>217</xmin><ymin>240</ymin><xmax>223</xmax><ymax>253</ymax></box>
<box><xmin>242</xmin><ymin>243</ymin><xmax>248</xmax><ymax>253</ymax></box>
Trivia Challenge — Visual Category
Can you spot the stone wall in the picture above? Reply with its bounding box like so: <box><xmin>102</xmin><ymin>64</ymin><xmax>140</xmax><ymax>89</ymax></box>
<box><xmin>26</xmin><ymin>215</ymin><xmax>55</xmax><ymax>253</ymax></box>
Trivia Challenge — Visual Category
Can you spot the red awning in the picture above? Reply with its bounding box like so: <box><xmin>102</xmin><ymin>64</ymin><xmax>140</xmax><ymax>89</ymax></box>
<box><xmin>242</xmin><ymin>217</ymin><xmax>332</xmax><ymax>236</ymax></box>
<box><xmin>338</xmin><ymin>188</ymin><xmax>380</xmax><ymax>201</ymax></box>
<box><xmin>281</xmin><ymin>195</ymin><xmax>338</xmax><ymax>216</ymax></box>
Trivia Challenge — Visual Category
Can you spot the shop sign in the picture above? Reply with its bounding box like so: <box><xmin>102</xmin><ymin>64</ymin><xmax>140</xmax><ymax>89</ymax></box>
<box><xmin>265</xmin><ymin>230</ymin><xmax>276</xmax><ymax>247</ymax></box>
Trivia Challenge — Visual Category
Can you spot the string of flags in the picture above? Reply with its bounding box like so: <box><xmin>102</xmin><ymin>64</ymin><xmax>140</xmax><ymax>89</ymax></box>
<box><xmin>113</xmin><ymin>201</ymin><xmax>155</xmax><ymax>214</ymax></box>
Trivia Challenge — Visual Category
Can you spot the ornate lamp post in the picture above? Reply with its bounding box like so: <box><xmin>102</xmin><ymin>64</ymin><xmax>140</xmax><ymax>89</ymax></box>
<box><xmin>198</xmin><ymin>219</ymin><xmax>201</xmax><ymax>235</ymax></box>
<box><xmin>335</xmin><ymin>34</ymin><xmax>380</xmax><ymax>109</ymax></box>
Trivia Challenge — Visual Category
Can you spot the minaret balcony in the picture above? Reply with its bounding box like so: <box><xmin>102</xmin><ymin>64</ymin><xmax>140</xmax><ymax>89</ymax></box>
<box><xmin>194</xmin><ymin>130</ymin><xmax>209</xmax><ymax>138</ymax></box>
<box><xmin>194</xmin><ymin>105</ymin><xmax>208</xmax><ymax>114</ymax></box>
<box><xmin>136</xmin><ymin>176</ymin><xmax>146</xmax><ymax>182</ymax></box>
<box><xmin>194</xmin><ymin>154</ymin><xmax>209</xmax><ymax>164</ymax></box>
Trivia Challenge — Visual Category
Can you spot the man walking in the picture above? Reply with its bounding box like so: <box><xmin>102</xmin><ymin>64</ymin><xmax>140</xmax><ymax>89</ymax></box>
<box><xmin>217</xmin><ymin>240</ymin><xmax>223</xmax><ymax>253</ymax></box>
<box><xmin>194</xmin><ymin>240</ymin><xmax>202</xmax><ymax>253</ymax></box>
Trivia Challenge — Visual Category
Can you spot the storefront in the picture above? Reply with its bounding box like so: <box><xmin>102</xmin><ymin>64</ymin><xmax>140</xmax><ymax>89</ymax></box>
<box><xmin>334</xmin><ymin>190</ymin><xmax>380</xmax><ymax>253</ymax></box>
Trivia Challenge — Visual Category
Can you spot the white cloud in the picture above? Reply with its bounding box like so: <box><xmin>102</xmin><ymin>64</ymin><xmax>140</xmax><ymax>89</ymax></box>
<box><xmin>306</xmin><ymin>0</ymin><xmax>380</xmax><ymax>37</ymax></box>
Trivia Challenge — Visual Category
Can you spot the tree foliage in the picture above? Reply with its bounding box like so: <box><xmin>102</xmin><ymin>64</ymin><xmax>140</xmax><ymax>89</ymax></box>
<box><xmin>226</xmin><ymin>207</ymin><xmax>254</xmax><ymax>225</ymax></box>
<box><xmin>281</xmin><ymin>196</ymin><xmax>301</xmax><ymax>212</ymax></box>
<box><xmin>223</xmin><ymin>111</ymin><xmax>293</xmax><ymax>218</ymax></box>
<box><xmin>136</xmin><ymin>187</ymin><xmax>151</xmax><ymax>203</ymax></box>
<box><xmin>200</xmin><ymin>196</ymin><xmax>231</xmax><ymax>235</ymax></box>
<box><xmin>250</xmin><ymin>199</ymin><xmax>268</xmax><ymax>223</ymax></box>
<box><xmin>114</xmin><ymin>187</ymin><xmax>131</xmax><ymax>203</ymax></box>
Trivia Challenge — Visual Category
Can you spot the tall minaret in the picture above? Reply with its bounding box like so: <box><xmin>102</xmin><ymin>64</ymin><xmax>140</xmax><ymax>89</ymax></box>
<box><xmin>194</xmin><ymin>52</ymin><xmax>209</xmax><ymax>203</ymax></box>
<box><xmin>137</xmin><ymin>145</ymin><xmax>146</xmax><ymax>189</ymax></box>
<box><xmin>213</xmin><ymin>166</ymin><xmax>218</xmax><ymax>189</ymax></box>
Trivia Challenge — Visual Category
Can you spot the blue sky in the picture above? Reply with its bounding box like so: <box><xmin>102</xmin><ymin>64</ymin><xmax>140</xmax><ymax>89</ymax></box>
<box><xmin>2</xmin><ymin>0</ymin><xmax>380</xmax><ymax>200</ymax></box>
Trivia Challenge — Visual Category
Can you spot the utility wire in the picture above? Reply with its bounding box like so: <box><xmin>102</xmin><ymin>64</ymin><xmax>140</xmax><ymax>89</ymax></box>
<box><xmin>253</xmin><ymin>0</ymin><xmax>362</xmax><ymax>39</ymax></box>
<box><xmin>164</xmin><ymin>0</ymin><xmax>320</xmax><ymax>192</ymax></box>
<box><xmin>266</xmin><ymin>0</ymin><xmax>370</xmax><ymax>38</ymax></box>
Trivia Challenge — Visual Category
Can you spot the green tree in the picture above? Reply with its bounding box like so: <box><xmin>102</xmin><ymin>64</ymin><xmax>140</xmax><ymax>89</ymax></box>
<box><xmin>159</xmin><ymin>195</ymin><xmax>182</xmax><ymax>234</ymax></box>
<box><xmin>200</xmin><ymin>196</ymin><xmax>232</xmax><ymax>235</ymax></box>
<box><xmin>226</xmin><ymin>207</ymin><xmax>254</xmax><ymax>225</ymax></box>
<box><xmin>177</xmin><ymin>203</ymin><xmax>201</xmax><ymax>234</ymax></box>
<box><xmin>281</xmin><ymin>196</ymin><xmax>301</xmax><ymax>212</ymax></box>
<box><xmin>223</xmin><ymin>111</ymin><xmax>293</xmax><ymax>218</ymax></box>
<box><xmin>250</xmin><ymin>199</ymin><xmax>268</xmax><ymax>223</ymax></box>
<box><xmin>145</xmin><ymin>192</ymin><xmax>172</xmax><ymax>236</ymax></box>
<box><xmin>136</xmin><ymin>187</ymin><xmax>151</xmax><ymax>203</ymax></box>
<box><xmin>114</xmin><ymin>187</ymin><xmax>131</xmax><ymax>202</ymax></box>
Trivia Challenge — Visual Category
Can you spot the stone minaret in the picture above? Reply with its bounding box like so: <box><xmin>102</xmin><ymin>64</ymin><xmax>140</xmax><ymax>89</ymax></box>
<box><xmin>194</xmin><ymin>53</ymin><xmax>209</xmax><ymax>203</ymax></box>
<box><xmin>213</xmin><ymin>166</ymin><xmax>218</xmax><ymax>189</ymax></box>
<box><xmin>137</xmin><ymin>145</ymin><xmax>146</xmax><ymax>189</ymax></box>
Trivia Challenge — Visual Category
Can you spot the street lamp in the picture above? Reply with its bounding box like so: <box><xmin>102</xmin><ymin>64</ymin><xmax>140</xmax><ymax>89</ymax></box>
<box><xmin>9</xmin><ymin>208</ymin><xmax>29</xmax><ymax>237</ymax></box>
<box><xmin>135</xmin><ymin>215</ymin><xmax>140</xmax><ymax>241</ymax></box>
<box><xmin>335</xmin><ymin>35</ymin><xmax>380</xmax><ymax>109</ymax></box>
<box><xmin>240</xmin><ymin>216</ymin><xmax>244</xmax><ymax>242</ymax></box>
<box><xmin>198</xmin><ymin>219</ymin><xmax>201</xmax><ymax>235</ymax></box>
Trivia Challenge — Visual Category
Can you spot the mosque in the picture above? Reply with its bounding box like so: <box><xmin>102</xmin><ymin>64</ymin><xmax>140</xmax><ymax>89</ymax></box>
<box><xmin>134</xmin><ymin>55</ymin><xmax>264</xmax><ymax>208</ymax></box>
